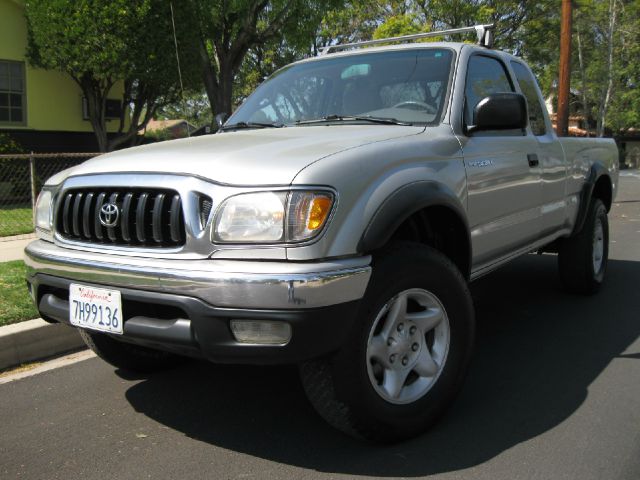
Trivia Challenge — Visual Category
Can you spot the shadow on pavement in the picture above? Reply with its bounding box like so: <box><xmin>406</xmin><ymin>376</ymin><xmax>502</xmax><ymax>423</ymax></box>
<box><xmin>124</xmin><ymin>255</ymin><xmax>640</xmax><ymax>476</ymax></box>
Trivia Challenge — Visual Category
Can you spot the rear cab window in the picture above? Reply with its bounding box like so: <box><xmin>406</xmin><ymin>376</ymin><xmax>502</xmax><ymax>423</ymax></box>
<box><xmin>510</xmin><ymin>61</ymin><xmax>548</xmax><ymax>136</ymax></box>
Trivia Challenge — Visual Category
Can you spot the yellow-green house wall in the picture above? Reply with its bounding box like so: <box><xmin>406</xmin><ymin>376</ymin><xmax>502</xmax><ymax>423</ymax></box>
<box><xmin>0</xmin><ymin>0</ymin><xmax>126</xmax><ymax>133</ymax></box>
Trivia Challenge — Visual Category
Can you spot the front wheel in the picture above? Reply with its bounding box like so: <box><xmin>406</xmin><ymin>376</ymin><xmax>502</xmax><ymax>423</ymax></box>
<box><xmin>300</xmin><ymin>243</ymin><xmax>475</xmax><ymax>442</ymax></box>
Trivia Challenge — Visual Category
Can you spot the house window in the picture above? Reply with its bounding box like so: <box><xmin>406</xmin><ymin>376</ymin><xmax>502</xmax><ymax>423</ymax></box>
<box><xmin>0</xmin><ymin>60</ymin><xmax>26</xmax><ymax>124</ymax></box>
<box><xmin>82</xmin><ymin>97</ymin><xmax>123</xmax><ymax>120</ymax></box>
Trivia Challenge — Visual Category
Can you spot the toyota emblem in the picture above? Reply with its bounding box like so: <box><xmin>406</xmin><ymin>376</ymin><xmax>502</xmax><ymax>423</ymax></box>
<box><xmin>99</xmin><ymin>203</ymin><xmax>120</xmax><ymax>228</ymax></box>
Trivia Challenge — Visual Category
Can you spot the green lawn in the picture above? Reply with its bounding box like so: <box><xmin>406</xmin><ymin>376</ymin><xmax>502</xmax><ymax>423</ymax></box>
<box><xmin>0</xmin><ymin>206</ymin><xmax>34</xmax><ymax>237</ymax></box>
<box><xmin>0</xmin><ymin>261</ymin><xmax>38</xmax><ymax>326</ymax></box>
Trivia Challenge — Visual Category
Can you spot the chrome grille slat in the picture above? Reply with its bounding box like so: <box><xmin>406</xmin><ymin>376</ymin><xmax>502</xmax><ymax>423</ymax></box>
<box><xmin>62</xmin><ymin>193</ymin><xmax>73</xmax><ymax>235</ymax></box>
<box><xmin>82</xmin><ymin>193</ymin><xmax>94</xmax><ymax>238</ymax></box>
<box><xmin>136</xmin><ymin>192</ymin><xmax>148</xmax><ymax>243</ymax></box>
<box><xmin>56</xmin><ymin>188</ymin><xmax>185</xmax><ymax>248</ymax></box>
<box><xmin>121</xmin><ymin>193</ymin><xmax>133</xmax><ymax>242</ymax></box>
<box><xmin>94</xmin><ymin>192</ymin><xmax>106</xmax><ymax>240</ymax></box>
<box><xmin>169</xmin><ymin>195</ymin><xmax>181</xmax><ymax>243</ymax></box>
<box><xmin>152</xmin><ymin>193</ymin><xmax>165</xmax><ymax>243</ymax></box>
<box><xmin>71</xmin><ymin>193</ymin><xmax>83</xmax><ymax>236</ymax></box>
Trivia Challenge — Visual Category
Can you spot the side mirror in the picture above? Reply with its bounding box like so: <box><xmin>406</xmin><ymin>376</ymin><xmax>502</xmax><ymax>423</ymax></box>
<box><xmin>215</xmin><ymin>112</ymin><xmax>228</xmax><ymax>129</ymax></box>
<box><xmin>467</xmin><ymin>93</ymin><xmax>527</xmax><ymax>133</ymax></box>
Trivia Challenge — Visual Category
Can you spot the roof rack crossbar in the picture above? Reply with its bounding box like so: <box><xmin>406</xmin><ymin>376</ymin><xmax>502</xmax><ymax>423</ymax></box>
<box><xmin>320</xmin><ymin>24</ymin><xmax>495</xmax><ymax>55</ymax></box>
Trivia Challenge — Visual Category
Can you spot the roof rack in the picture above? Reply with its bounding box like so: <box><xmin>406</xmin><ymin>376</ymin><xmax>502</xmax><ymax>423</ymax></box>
<box><xmin>320</xmin><ymin>24</ymin><xmax>495</xmax><ymax>55</ymax></box>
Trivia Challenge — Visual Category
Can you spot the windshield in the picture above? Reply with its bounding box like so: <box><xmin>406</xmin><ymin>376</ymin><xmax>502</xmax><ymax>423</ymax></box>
<box><xmin>227</xmin><ymin>48</ymin><xmax>455</xmax><ymax>127</ymax></box>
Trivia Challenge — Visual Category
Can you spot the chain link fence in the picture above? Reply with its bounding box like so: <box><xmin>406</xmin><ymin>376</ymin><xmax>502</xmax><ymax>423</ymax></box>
<box><xmin>0</xmin><ymin>153</ymin><xmax>98</xmax><ymax>238</ymax></box>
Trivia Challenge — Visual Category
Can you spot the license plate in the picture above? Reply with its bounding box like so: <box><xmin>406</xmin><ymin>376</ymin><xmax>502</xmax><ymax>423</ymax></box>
<box><xmin>69</xmin><ymin>284</ymin><xmax>123</xmax><ymax>335</ymax></box>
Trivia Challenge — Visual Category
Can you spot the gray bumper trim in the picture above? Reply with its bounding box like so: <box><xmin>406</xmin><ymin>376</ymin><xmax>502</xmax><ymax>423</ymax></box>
<box><xmin>24</xmin><ymin>240</ymin><xmax>371</xmax><ymax>309</ymax></box>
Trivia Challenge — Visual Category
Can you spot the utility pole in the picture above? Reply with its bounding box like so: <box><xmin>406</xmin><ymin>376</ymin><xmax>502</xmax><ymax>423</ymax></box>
<box><xmin>557</xmin><ymin>0</ymin><xmax>573</xmax><ymax>137</ymax></box>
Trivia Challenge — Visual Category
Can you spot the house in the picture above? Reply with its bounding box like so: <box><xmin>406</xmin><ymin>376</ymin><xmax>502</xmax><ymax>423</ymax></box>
<box><xmin>0</xmin><ymin>0</ymin><xmax>127</xmax><ymax>152</ymax></box>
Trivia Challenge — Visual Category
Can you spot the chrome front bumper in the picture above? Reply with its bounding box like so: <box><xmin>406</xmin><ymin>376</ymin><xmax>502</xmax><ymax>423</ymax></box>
<box><xmin>24</xmin><ymin>240</ymin><xmax>372</xmax><ymax>310</ymax></box>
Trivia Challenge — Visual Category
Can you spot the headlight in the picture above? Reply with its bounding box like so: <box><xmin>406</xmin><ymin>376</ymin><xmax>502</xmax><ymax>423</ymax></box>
<box><xmin>34</xmin><ymin>188</ymin><xmax>54</xmax><ymax>238</ymax></box>
<box><xmin>215</xmin><ymin>191</ymin><xmax>286</xmax><ymax>242</ymax></box>
<box><xmin>213</xmin><ymin>190</ymin><xmax>334</xmax><ymax>244</ymax></box>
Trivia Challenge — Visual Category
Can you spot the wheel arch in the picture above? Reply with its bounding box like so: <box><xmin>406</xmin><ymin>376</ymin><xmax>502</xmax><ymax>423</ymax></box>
<box><xmin>572</xmin><ymin>162</ymin><xmax>612</xmax><ymax>236</ymax></box>
<box><xmin>358</xmin><ymin>181</ymin><xmax>471</xmax><ymax>279</ymax></box>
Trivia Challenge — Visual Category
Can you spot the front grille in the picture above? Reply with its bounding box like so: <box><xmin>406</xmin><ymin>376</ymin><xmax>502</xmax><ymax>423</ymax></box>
<box><xmin>56</xmin><ymin>188</ymin><xmax>186</xmax><ymax>247</ymax></box>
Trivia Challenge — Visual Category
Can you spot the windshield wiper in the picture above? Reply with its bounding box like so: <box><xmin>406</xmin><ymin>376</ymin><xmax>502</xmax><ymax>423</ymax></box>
<box><xmin>296</xmin><ymin>115</ymin><xmax>412</xmax><ymax>126</ymax></box>
<box><xmin>219</xmin><ymin>121</ymin><xmax>284</xmax><ymax>131</ymax></box>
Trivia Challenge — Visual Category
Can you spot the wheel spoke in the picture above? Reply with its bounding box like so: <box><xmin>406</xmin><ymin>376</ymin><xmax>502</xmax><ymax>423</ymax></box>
<box><xmin>380</xmin><ymin>293</ymin><xmax>407</xmax><ymax>339</ymax></box>
<box><xmin>413</xmin><ymin>347</ymin><xmax>438</xmax><ymax>377</ymax></box>
<box><xmin>368</xmin><ymin>335</ymin><xmax>389</xmax><ymax>365</ymax></box>
<box><xmin>408</xmin><ymin>307</ymin><xmax>443</xmax><ymax>333</ymax></box>
<box><xmin>382</xmin><ymin>368</ymin><xmax>411</xmax><ymax>399</ymax></box>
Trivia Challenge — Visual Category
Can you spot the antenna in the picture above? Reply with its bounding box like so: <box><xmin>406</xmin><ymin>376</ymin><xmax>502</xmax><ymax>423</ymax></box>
<box><xmin>320</xmin><ymin>24</ymin><xmax>495</xmax><ymax>55</ymax></box>
<box><xmin>170</xmin><ymin>2</ymin><xmax>190</xmax><ymax>138</ymax></box>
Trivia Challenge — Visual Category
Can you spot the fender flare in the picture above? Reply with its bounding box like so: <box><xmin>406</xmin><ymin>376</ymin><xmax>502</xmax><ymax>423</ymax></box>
<box><xmin>358</xmin><ymin>181</ymin><xmax>471</xmax><ymax>273</ymax></box>
<box><xmin>571</xmin><ymin>162</ymin><xmax>610</xmax><ymax>236</ymax></box>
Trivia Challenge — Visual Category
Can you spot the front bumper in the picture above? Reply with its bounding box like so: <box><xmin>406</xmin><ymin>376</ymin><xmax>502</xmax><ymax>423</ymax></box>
<box><xmin>25</xmin><ymin>240</ymin><xmax>371</xmax><ymax>364</ymax></box>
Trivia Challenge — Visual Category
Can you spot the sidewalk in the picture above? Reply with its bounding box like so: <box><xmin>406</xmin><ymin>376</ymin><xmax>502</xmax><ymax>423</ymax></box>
<box><xmin>0</xmin><ymin>233</ymin><xmax>35</xmax><ymax>262</ymax></box>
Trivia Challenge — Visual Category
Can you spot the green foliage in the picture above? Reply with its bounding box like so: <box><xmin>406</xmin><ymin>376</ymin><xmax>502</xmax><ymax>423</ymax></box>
<box><xmin>26</xmin><ymin>0</ymin><xmax>144</xmax><ymax>82</ymax></box>
<box><xmin>156</xmin><ymin>91</ymin><xmax>213</xmax><ymax>128</ymax></box>
<box><xmin>23</xmin><ymin>0</ymin><xmax>640</xmax><ymax>137</ymax></box>
<box><xmin>595</xmin><ymin>0</ymin><xmax>639</xmax><ymax>133</ymax></box>
<box><xmin>143</xmin><ymin>128</ymin><xmax>173</xmax><ymax>143</ymax></box>
<box><xmin>26</xmin><ymin>0</ymin><xmax>200</xmax><ymax>151</ymax></box>
<box><xmin>193</xmin><ymin>0</ymin><xmax>344</xmax><ymax>116</ymax></box>
<box><xmin>373</xmin><ymin>14</ymin><xmax>424</xmax><ymax>39</ymax></box>
<box><xmin>0</xmin><ymin>261</ymin><xmax>38</xmax><ymax>326</ymax></box>
<box><xmin>0</xmin><ymin>134</ymin><xmax>24</xmax><ymax>155</ymax></box>
<box><xmin>316</xmin><ymin>1</ymin><xmax>387</xmax><ymax>48</ymax></box>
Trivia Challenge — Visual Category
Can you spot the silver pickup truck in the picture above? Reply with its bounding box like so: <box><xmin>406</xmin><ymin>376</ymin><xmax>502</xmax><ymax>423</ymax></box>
<box><xmin>25</xmin><ymin>26</ymin><xmax>618</xmax><ymax>442</ymax></box>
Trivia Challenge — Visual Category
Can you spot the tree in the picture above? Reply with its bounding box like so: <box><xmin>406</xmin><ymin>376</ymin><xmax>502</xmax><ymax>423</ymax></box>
<box><xmin>191</xmin><ymin>0</ymin><xmax>343</xmax><ymax>118</ymax></box>
<box><xmin>155</xmin><ymin>90</ymin><xmax>213</xmax><ymax>128</ymax></box>
<box><xmin>26</xmin><ymin>0</ymin><xmax>199</xmax><ymax>152</ymax></box>
<box><xmin>570</xmin><ymin>0</ymin><xmax>639</xmax><ymax>136</ymax></box>
<box><xmin>607</xmin><ymin>0</ymin><xmax>640</xmax><ymax>133</ymax></box>
<box><xmin>316</xmin><ymin>1</ymin><xmax>388</xmax><ymax>50</ymax></box>
<box><xmin>373</xmin><ymin>13</ymin><xmax>425</xmax><ymax>39</ymax></box>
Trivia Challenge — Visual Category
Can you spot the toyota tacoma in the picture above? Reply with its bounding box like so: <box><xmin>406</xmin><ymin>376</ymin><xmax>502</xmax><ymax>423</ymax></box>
<box><xmin>25</xmin><ymin>25</ymin><xmax>619</xmax><ymax>442</ymax></box>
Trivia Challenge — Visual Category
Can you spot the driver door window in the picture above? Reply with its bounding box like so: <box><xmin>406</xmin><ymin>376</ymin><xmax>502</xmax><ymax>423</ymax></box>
<box><xmin>464</xmin><ymin>55</ymin><xmax>514</xmax><ymax>126</ymax></box>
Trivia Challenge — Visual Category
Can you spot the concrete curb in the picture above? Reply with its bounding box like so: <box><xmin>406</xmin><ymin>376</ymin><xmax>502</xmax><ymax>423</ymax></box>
<box><xmin>0</xmin><ymin>319</ymin><xmax>86</xmax><ymax>371</ymax></box>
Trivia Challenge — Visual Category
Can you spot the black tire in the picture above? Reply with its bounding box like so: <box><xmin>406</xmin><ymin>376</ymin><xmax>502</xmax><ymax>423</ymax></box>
<box><xmin>79</xmin><ymin>329</ymin><xmax>185</xmax><ymax>373</ymax></box>
<box><xmin>558</xmin><ymin>198</ymin><xmax>609</xmax><ymax>295</ymax></box>
<box><xmin>300</xmin><ymin>242</ymin><xmax>475</xmax><ymax>443</ymax></box>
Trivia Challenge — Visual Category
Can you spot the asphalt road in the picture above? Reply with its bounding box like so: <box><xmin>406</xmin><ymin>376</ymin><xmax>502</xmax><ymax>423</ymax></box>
<box><xmin>2</xmin><ymin>174</ymin><xmax>639</xmax><ymax>480</ymax></box>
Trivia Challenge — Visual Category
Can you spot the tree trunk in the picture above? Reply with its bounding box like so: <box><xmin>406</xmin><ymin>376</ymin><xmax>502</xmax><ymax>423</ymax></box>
<box><xmin>84</xmin><ymin>89</ymin><xmax>108</xmax><ymax>152</ymax></box>
<box><xmin>215</xmin><ymin>65</ymin><xmax>234</xmax><ymax>117</ymax></box>
<box><xmin>199</xmin><ymin>41</ymin><xmax>221</xmax><ymax>122</ymax></box>
<box><xmin>596</xmin><ymin>0</ymin><xmax>617</xmax><ymax>138</ymax></box>
<box><xmin>76</xmin><ymin>75</ymin><xmax>113</xmax><ymax>152</ymax></box>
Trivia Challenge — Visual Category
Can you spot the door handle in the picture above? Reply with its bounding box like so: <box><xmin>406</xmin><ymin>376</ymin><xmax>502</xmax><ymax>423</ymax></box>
<box><xmin>527</xmin><ymin>153</ymin><xmax>539</xmax><ymax>167</ymax></box>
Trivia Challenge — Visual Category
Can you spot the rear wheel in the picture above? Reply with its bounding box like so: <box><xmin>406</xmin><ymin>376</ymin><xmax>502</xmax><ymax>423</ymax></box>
<box><xmin>300</xmin><ymin>243</ymin><xmax>475</xmax><ymax>442</ymax></box>
<box><xmin>79</xmin><ymin>329</ymin><xmax>184</xmax><ymax>373</ymax></box>
<box><xmin>558</xmin><ymin>198</ymin><xmax>609</xmax><ymax>295</ymax></box>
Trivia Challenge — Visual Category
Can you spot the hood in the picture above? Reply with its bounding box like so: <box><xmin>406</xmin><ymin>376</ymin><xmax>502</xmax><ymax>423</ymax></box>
<box><xmin>56</xmin><ymin>125</ymin><xmax>424</xmax><ymax>186</ymax></box>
